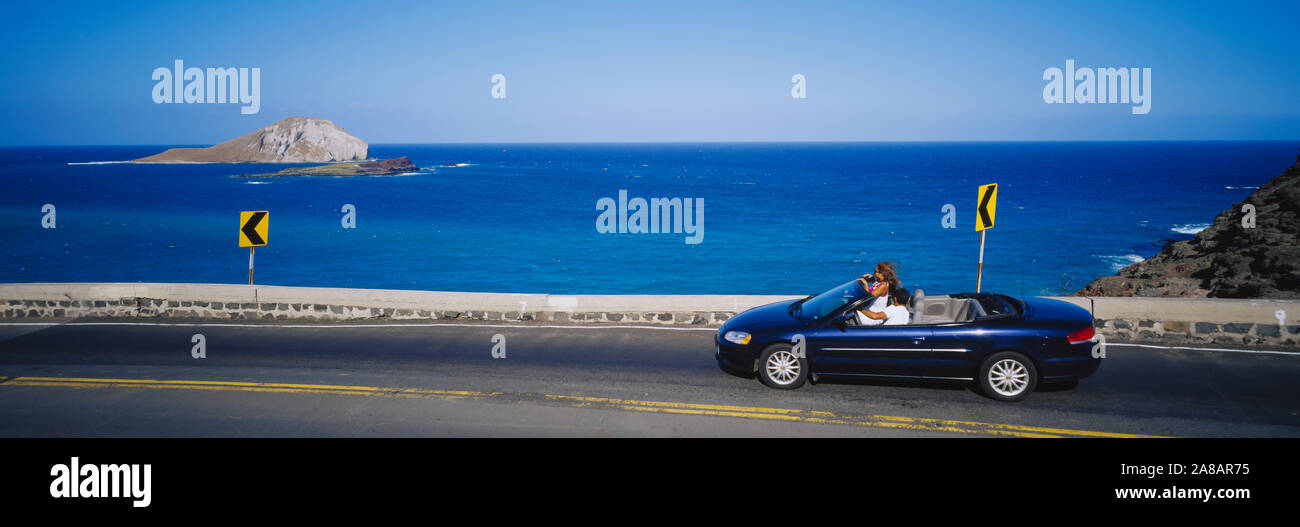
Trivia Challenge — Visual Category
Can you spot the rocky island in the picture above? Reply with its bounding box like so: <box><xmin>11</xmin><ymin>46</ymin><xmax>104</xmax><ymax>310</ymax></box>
<box><xmin>133</xmin><ymin>116</ymin><xmax>368</xmax><ymax>163</ymax></box>
<box><xmin>237</xmin><ymin>156</ymin><xmax>419</xmax><ymax>178</ymax></box>
<box><xmin>1078</xmin><ymin>150</ymin><xmax>1300</xmax><ymax>299</ymax></box>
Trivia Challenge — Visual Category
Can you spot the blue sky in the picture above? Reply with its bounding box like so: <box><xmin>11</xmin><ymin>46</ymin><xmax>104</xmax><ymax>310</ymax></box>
<box><xmin>1</xmin><ymin>0</ymin><xmax>1297</xmax><ymax>144</ymax></box>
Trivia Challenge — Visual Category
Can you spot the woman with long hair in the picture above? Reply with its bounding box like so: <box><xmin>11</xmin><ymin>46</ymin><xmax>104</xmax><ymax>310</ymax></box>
<box><xmin>856</xmin><ymin>261</ymin><xmax>900</xmax><ymax>326</ymax></box>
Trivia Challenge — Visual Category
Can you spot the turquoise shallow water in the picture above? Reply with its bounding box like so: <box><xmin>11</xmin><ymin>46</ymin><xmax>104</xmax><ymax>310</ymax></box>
<box><xmin>0</xmin><ymin>142</ymin><xmax>1293</xmax><ymax>295</ymax></box>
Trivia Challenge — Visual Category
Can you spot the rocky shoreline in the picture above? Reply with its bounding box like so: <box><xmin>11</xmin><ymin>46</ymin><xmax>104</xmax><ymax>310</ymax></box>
<box><xmin>1078</xmin><ymin>149</ymin><xmax>1300</xmax><ymax>299</ymax></box>
<box><xmin>237</xmin><ymin>156</ymin><xmax>419</xmax><ymax>178</ymax></box>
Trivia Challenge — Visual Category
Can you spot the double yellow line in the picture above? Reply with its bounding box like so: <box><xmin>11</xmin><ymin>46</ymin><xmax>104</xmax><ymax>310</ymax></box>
<box><xmin>542</xmin><ymin>394</ymin><xmax>1168</xmax><ymax>437</ymax></box>
<box><xmin>1</xmin><ymin>376</ymin><xmax>493</xmax><ymax>400</ymax></box>
<box><xmin>0</xmin><ymin>376</ymin><xmax>1168</xmax><ymax>438</ymax></box>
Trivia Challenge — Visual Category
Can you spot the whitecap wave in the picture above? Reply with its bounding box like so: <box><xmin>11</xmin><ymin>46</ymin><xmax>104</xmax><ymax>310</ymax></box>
<box><xmin>244</xmin><ymin>181</ymin><xmax>270</xmax><ymax>185</ymax></box>
<box><xmin>1224</xmin><ymin>186</ymin><xmax>1259</xmax><ymax>190</ymax></box>
<box><xmin>1098</xmin><ymin>254</ymin><xmax>1145</xmax><ymax>271</ymax></box>
<box><xmin>67</xmin><ymin>161</ymin><xmax>130</xmax><ymax>165</ymax></box>
<box><xmin>1171</xmin><ymin>223</ymin><xmax>1210</xmax><ymax>235</ymax></box>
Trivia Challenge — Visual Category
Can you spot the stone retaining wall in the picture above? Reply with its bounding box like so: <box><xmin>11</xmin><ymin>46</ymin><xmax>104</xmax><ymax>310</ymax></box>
<box><xmin>1</xmin><ymin>297</ymin><xmax>736</xmax><ymax>325</ymax></box>
<box><xmin>1094</xmin><ymin>319</ymin><xmax>1298</xmax><ymax>347</ymax></box>
<box><xmin>1047</xmin><ymin>296</ymin><xmax>1298</xmax><ymax>347</ymax></box>
<box><xmin>2</xmin><ymin>283</ymin><xmax>1298</xmax><ymax>348</ymax></box>
<box><xmin>0</xmin><ymin>283</ymin><xmax>782</xmax><ymax>327</ymax></box>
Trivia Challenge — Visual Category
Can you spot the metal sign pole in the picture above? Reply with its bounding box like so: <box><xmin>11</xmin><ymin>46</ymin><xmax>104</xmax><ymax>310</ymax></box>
<box><xmin>249</xmin><ymin>246</ymin><xmax>255</xmax><ymax>285</ymax></box>
<box><xmin>976</xmin><ymin>230</ymin><xmax>986</xmax><ymax>293</ymax></box>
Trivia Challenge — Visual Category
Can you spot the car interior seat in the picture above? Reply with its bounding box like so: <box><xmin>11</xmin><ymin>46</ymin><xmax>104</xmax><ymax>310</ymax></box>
<box><xmin>913</xmin><ymin>294</ymin><xmax>946</xmax><ymax>324</ymax></box>
<box><xmin>905</xmin><ymin>289</ymin><xmax>923</xmax><ymax>324</ymax></box>
<box><xmin>914</xmin><ymin>297</ymin><xmax>988</xmax><ymax>324</ymax></box>
<box><xmin>950</xmin><ymin>299</ymin><xmax>974</xmax><ymax>323</ymax></box>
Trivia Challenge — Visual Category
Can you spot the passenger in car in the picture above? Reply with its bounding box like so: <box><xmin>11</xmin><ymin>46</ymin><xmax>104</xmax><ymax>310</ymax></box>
<box><xmin>855</xmin><ymin>262</ymin><xmax>899</xmax><ymax>322</ymax></box>
<box><xmin>857</xmin><ymin>260</ymin><xmax>899</xmax><ymax>305</ymax></box>
<box><xmin>857</xmin><ymin>287</ymin><xmax>912</xmax><ymax>326</ymax></box>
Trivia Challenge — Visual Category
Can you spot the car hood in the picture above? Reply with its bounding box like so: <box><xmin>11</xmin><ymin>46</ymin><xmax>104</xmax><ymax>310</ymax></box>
<box><xmin>722</xmin><ymin>299</ymin><xmax>802</xmax><ymax>333</ymax></box>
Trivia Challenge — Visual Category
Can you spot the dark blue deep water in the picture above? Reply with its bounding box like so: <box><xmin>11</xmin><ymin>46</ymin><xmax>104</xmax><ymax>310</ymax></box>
<box><xmin>0</xmin><ymin>142</ymin><xmax>1294</xmax><ymax>295</ymax></box>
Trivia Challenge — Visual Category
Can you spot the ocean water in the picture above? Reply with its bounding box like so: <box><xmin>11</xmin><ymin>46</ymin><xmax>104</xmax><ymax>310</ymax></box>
<box><xmin>0</xmin><ymin>142</ymin><xmax>1293</xmax><ymax>296</ymax></box>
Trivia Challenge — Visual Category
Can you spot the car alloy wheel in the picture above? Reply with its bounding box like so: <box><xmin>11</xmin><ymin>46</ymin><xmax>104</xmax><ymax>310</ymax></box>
<box><xmin>979</xmin><ymin>351</ymin><xmax>1037</xmax><ymax>402</ymax></box>
<box><xmin>988</xmin><ymin>359</ymin><xmax>1029</xmax><ymax>397</ymax></box>
<box><xmin>766</xmin><ymin>350</ymin><xmax>801</xmax><ymax>385</ymax></box>
<box><xmin>758</xmin><ymin>344</ymin><xmax>808</xmax><ymax>389</ymax></box>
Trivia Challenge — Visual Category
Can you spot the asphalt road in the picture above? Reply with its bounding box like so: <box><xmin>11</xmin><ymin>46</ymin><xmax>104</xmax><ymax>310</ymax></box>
<box><xmin>0</xmin><ymin>319</ymin><xmax>1297</xmax><ymax>437</ymax></box>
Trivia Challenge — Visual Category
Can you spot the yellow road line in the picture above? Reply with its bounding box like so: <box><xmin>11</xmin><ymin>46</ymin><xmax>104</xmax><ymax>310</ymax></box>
<box><xmin>14</xmin><ymin>376</ymin><xmax>494</xmax><ymax>396</ymax></box>
<box><xmin>6</xmin><ymin>377</ymin><xmax>497</xmax><ymax>400</ymax></box>
<box><xmin>553</xmin><ymin>394</ymin><xmax>1074</xmax><ymax>437</ymax></box>
<box><xmin>0</xmin><ymin>376</ymin><xmax>1170</xmax><ymax>438</ymax></box>
<box><xmin>545</xmin><ymin>394</ymin><xmax>805</xmax><ymax>415</ymax></box>
<box><xmin>868</xmin><ymin>415</ymin><xmax>1167</xmax><ymax>439</ymax></box>
<box><xmin>611</xmin><ymin>405</ymin><xmax>1063</xmax><ymax>437</ymax></box>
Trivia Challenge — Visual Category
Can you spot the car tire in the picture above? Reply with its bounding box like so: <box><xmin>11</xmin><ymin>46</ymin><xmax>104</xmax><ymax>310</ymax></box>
<box><xmin>978</xmin><ymin>351</ymin><xmax>1037</xmax><ymax>402</ymax></box>
<box><xmin>758</xmin><ymin>343</ymin><xmax>808</xmax><ymax>390</ymax></box>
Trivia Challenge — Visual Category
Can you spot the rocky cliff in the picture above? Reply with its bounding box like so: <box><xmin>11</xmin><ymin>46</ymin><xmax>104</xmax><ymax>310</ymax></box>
<box><xmin>1078</xmin><ymin>150</ymin><xmax>1300</xmax><ymax>298</ymax></box>
<box><xmin>133</xmin><ymin>116</ymin><xmax>368</xmax><ymax>163</ymax></box>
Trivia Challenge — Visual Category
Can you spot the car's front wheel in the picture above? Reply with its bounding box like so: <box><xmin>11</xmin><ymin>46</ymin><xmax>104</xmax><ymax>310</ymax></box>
<box><xmin>978</xmin><ymin>351</ymin><xmax>1037</xmax><ymax>402</ymax></box>
<box><xmin>758</xmin><ymin>343</ymin><xmax>808</xmax><ymax>389</ymax></box>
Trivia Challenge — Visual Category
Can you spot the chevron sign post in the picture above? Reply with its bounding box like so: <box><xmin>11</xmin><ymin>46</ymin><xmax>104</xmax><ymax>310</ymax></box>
<box><xmin>239</xmin><ymin>211</ymin><xmax>269</xmax><ymax>285</ymax></box>
<box><xmin>976</xmin><ymin>184</ymin><xmax>997</xmax><ymax>293</ymax></box>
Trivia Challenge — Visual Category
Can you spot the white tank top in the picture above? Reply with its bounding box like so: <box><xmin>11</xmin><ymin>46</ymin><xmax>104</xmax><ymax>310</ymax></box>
<box><xmin>866</xmin><ymin>293</ymin><xmax>889</xmax><ymax>312</ymax></box>
<box><xmin>857</xmin><ymin>293</ymin><xmax>890</xmax><ymax>326</ymax></box>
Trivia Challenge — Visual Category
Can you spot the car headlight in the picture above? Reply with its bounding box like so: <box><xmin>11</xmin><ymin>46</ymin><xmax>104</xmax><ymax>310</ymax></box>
<box><xmin>723</xmin><ymin>331</ymin><xmax>752</xmax><ymax>345</ymax></box>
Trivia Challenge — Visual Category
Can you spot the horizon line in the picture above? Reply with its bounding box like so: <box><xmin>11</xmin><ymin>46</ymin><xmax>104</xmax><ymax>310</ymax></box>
<box><xmin>4</xmin><ymin>139</ymin><xmax>1300</xmax><ymax>148</ymax></box>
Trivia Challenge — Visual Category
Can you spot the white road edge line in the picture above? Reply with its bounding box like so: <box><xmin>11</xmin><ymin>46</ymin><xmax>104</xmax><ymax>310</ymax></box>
<box><xmin>0</xmin><ymin>322</ymin><xmax>719</xmax><ymax>332</ymax></box>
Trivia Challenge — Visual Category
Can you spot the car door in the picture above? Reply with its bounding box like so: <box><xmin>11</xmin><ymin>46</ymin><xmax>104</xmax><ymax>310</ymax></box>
<box><xmin>807</xmin><ymin>319</ymin><xmax>933</xmax><ymax>377</ymax></box>
<box><xmin>923</xmin><ymin>321</ymin><xmax>990</xmax><ymax>379</ymax></box>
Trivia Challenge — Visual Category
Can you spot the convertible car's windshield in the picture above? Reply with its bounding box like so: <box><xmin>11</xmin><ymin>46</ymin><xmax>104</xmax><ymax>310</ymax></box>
<box><xmin>793</xmin><ymin>279</ymin><xmax>864</xmax><ymax>321</ymax></box>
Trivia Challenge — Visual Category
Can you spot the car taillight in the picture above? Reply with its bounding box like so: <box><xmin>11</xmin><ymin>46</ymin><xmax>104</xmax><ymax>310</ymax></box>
<box><xmin>1067</xmin><ymin>325</ymin><xmax>1096</xmax><ymax>343</ymax></box>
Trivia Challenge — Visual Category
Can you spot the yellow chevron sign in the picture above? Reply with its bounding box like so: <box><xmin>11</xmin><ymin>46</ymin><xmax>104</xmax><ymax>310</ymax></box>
<box><xmin>976</xmin><ymin>183</ymin><xmax>997</xmax><ymax>231</ymax></box>
<box><xmin>239</xmin><ymin>211</ymin><xmax>269</xmax><ymax>247</ymax></box>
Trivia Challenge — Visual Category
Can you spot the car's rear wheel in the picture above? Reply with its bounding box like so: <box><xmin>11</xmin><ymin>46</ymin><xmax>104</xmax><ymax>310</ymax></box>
<box><xmin>978</xmin><ymin>351</ymin><xmax>1037</xmax><ymax>402</ymax></box>
<box><xmin>758</xmin><ymin>343</ymin><xmax>808</xmax><ymax>389</ymax></box>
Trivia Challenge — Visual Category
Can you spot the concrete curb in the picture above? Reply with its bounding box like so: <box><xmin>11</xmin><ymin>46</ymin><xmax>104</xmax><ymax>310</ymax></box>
<box><xmin>2</xmin><ymin>283</ymin><xmax>1298</xmax><ymax>347</ymax></box>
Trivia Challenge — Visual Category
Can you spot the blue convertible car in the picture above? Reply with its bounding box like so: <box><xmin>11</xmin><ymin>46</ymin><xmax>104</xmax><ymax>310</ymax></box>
<box><xmin>715</xmin><ymin>279</ymin><xmax>1102</xmax><ymax>401</ymax></box>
